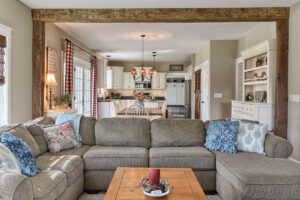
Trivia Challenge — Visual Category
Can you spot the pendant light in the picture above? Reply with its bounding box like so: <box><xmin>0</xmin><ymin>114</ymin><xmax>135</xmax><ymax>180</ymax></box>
<box><xmin>131</xmin><ymin>34</ymin><xmax>152</xmax><ymax>82</ymax></box>
<box><xmin>149</xmin><ymin>51</ymin><xmax>157</xmax><ymax>78</ymax></box>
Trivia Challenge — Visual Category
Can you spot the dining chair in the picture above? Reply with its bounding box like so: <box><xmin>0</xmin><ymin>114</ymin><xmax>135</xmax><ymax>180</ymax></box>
<box><xmin>126</xmin><ymin>104</ymin><xmax>149</xmax><ymax>118</ymax></box>
<box><xmin>161</xmin><ymin>100</ymin><xmax>168</xmax><ymax>118</ymax></box>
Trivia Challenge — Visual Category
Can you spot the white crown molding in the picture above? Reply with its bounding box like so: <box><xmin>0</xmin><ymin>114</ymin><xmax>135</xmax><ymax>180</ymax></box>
<box><xmin>0</xmin><ymin>24</ymin><xmax>12</xmax><ymax>38</ymax></box>
<box><xmin>240</xmin><ymin>39</ymin><xmax>276</xmax><ymax>59</ymax></box>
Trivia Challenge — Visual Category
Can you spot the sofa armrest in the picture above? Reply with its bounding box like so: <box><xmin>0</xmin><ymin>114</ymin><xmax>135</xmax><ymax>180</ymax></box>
<box><xmin>264</xmin><ymin>133</ymin><xmax>293</xmax><ymax>158</ymax></box>
<box><xmin>0</xmin><ymin>173</ymin><xmax>33</xmax><ymax>200</ymax></box>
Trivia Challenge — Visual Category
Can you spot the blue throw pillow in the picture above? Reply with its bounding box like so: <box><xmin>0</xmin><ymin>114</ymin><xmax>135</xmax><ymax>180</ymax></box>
<box><xmin>205</xmin><ymin>120</ymin><xmax>239</xmax><ymax>153</ymax></box>
<box><xmin>0</xmin><ymin>133</ymin><xmax>41</xmax><ymax>176</ymax></box>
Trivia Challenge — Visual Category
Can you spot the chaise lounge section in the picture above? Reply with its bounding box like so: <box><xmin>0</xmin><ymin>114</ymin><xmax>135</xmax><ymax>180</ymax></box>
<box><xmin>0</xmin><ymin>117</ymin><xmax>299</xmax><ymax>200</ymax></box>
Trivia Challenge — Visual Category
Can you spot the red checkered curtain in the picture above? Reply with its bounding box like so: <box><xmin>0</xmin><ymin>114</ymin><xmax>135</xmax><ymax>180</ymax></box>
<box><xmin>64</xmin><ymin>41</ymin><xmax>74</xmax><ymax>95</ymax></box>
<box><xmin>91</xmin><ymin>58</ymin><xmax>98</xmax><ymax>119</ymax></box>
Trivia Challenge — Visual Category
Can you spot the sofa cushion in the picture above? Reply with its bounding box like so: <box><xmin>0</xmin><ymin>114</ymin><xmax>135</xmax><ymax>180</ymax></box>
<box><xmin>151</xmin><ymin>119</ymin><xmax>206</xmax><ymax>147</ymax></box>
<box><xmin>149</xmin><ymin>147</ymin><xmax>215</xmax><ymax>170</ymax></box>
<box><xmin>95</xmin><ymin>118</ymin><xmax>151</xmax><ymax>147</ymax></box>
<box><xmin>0</xmin><ymin>124</ymin><xmax>40</xmax><ymax>157</ymax></box>
<box><xmin>83</xmin><ymin>146</ymin><xmax>148</xmax><ymax>170</ymax></box>
<box><xmin>41</xmin><ymin>145</ymin><xmax>90</xmax><ymax>157</ymax></box>
<box><xmin>36</xmin><ymin>155</ymin><xmax>83</xmax><ymax>186</ymax></box>
<box><xmin>30</xmin><ymin>170</ymin><xmax>67</xmax><ymax>200</ymax></box>
<box><xmin>80</xmin><ymin>117</ymin><xmax>96</xmax><ymax>146</ymax></box>
<box><xmin>215</xmin><ymin>151</ymin><xmax>300</xmax><ymax>199</ymax></box>
<box><xmin>25</xmin><ymin>117</ymin><xmax>55</xmax><ymax>155</ymax></box>
<box><xmin>264</xmin><ymin>133</ymin><xmax>293</xmax><ymax>158</ymax></box>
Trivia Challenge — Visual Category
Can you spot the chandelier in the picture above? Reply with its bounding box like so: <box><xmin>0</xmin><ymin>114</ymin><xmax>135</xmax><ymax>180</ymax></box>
<box><xmin>131</xmin><ymin>35</ymin><xmax>156</xmax><ymax>81</ymax></box>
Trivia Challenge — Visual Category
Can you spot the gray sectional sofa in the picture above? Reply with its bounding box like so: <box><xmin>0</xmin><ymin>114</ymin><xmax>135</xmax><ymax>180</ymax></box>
<box><xmin>0</xmin><ymin>117</ymin><xmax>300</xmax><ymax>200</ymax></box>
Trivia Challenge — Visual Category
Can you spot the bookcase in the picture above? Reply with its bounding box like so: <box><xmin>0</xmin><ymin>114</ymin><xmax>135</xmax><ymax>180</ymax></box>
<box><xmin>232</xmin><ymin>40</ymin><xmax>276</xmax><ymax>131</ymax></box>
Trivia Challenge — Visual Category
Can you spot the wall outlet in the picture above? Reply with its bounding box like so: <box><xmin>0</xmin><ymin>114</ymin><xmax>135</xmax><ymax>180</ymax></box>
<box><xmin>214</xmin><ymin>93</ymin><xmax>223</xmax><ymax>98</ymax></box>
<box><xmin>289</xmin><ymin>95</ymin><xmax>300</xmax><ymax>102</ymax></box>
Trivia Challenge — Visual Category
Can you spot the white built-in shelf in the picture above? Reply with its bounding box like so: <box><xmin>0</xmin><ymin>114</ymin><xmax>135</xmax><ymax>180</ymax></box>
<box><xmin>244</xmin><ymin>80</ymin><xmax>268</xmax><ymax>86</ymax></box>
<box><xmin>244</xmin><ymin>65</ymin><xmax>268</xmax><ymax>72</ymax></box>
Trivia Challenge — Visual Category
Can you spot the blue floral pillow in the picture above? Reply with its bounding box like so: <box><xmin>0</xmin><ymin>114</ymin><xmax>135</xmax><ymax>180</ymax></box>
<box><xmin>0</xmin><ymin>133</ymin><xmax>41</xmax><ymax>176</ymax></box>
<box><xmin>205</xmin><ymin>120</ymin><xmax>239</xmax><ymax>153</ymax></box>
<box><xmin>237</xmin><ymin>122</ymin><xmax>268</xmax><ymax>155</ymax></box>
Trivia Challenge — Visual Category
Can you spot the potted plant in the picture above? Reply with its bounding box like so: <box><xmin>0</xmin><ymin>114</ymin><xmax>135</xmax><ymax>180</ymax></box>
<box><xmin>256</xmin><ymin>57</ymin><xmax>264</xmax><ymax>67</ymax></box>
<box><xmin>59</xmin><ymin>94</ymin><xmax>72</xmax><ymax>109</ymax></box>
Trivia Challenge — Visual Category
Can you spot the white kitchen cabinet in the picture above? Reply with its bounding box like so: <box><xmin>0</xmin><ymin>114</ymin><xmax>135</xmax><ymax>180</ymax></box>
<box><xmin>166</xmin><ymin>83</ymin><xmax>185</xmax><ymax>105</ymax></box>
<box><xmin>231</xmin><ymin>100</ymin><xmax>274</xmax><ymax>131</ymax></box>
<box><xmin>106</xmin><ymin>66</ymin><xmax>124</xmax><ymax>89</ymax></box>
<box><xmin>144</xmin><ymin>102</ymin><xmax>159</xmax><ymax>108</ymax></box>
<box><xmin>98</xmin><ymin>102</ymin><xmax>110</xmax><ymax>119</ymax></box>
<box><xmin>152</xmin><ymin>73</ymin><xmax>166</xmax><ymax>89</ymax></box>
<box><xmin>123</xmin><ymin>72</ymin><xmax>135</xmax><ymax>89</ymax></box>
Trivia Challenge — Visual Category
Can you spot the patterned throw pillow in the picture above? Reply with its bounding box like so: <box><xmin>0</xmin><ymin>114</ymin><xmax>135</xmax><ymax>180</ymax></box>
<box><xmin>0</xmin><ymin>143</ymin><xmax>21</xmax><ymax>174</ymax></box>
<box><xmin>0</xmin><ymin>133</ymin><xmax>41</xmax><ymax>176</ymax></box>
<box><xmin>41</xmin><ymin>121</ymin><xmax>81</xmax><ymax>153</ymax></box>
<box><xmin>237</xmin><ymin>122</ymin><xmax>268</xmax><ymax>155</ymax></box>
<box><xmin>205</xmin><ymin>120</ymin><xmax>239</xmax><ymax>153</ymax></box>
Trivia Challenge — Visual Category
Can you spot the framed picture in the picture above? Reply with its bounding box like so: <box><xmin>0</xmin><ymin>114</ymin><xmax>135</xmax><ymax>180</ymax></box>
<box><xmin>170</xmin><ymin>64</ymin><xmax>184</xmax><ymax>71</ymax></box>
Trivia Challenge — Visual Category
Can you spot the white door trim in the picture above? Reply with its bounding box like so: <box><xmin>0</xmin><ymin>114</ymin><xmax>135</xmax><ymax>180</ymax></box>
<box><xmin>0</xmin><ymin>24</ymin><xmax>12</xmax><ymax>124</ymax></box>
<box><xmin>194</xmin><ymin>60</ymin><xmax>210</xmax><ymax>121</ymax></box>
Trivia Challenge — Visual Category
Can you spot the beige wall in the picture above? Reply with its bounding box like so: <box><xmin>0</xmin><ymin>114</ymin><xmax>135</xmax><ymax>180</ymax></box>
<box><xmin>237</xmin><ymin>22</ymin><xmax>276</xmax><ymax>56</ymax></box>
<box><xmin>194</xmin><ymin>42</ymin><xmax>210</xmax><ymax>66</ymax></box>
<box><xmin>0</xmin><ymin>0</ymin><xmax>32</xmax><ymax>123</ymax></box>
<box><xmin>108</xmin><ymin>61</ymin><xmax>190</xmax><ymax>72</ymax></box>
<box><xmin>45</xmin><ymin>23</ymin><xmax>95</xmax><ymax>109</ymax></box>
<box><xmin>192</xmin><ymin>41</ymin><xmax>236</xmax><ymax>120</ymax></box>
<box><xmin>210</xmin><ymin>40</ymin><xmax>237</xmax><ymax>120</ymax></box>
<box><xmin>288</xmin><ymin>2</ymin><xmax>300</xmax><ymax>162</ymax></box>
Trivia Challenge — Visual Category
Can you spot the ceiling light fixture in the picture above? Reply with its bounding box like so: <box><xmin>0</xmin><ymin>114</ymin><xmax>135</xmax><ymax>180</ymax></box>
<box><xmin>131</xmin><ymin>34</ymin><xmax>152</xmax><ymax>82</ymax></box>
<box><xmin>149</xmin><ymin>51</ymin><xmax>157</xmax><ymax>79</ymax></box>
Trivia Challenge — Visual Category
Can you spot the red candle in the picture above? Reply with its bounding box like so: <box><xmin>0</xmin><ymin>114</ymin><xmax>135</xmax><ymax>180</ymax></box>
<box><xmin>149</xmin><ymin>168</ymin><xmax>160</xmax><ymax>185</ymax></box>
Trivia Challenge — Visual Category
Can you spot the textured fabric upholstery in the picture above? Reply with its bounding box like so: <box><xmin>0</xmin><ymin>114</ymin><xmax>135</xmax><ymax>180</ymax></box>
<box><xmin>264</xmin><ymin>133</ymin><xmax>293</xmax><ymax>158</ymax></box>
<box><xmin>80</xmin><ymin>117</ymin><xmax>96</xmax><ymax>145</ymax></box>
<box><xmin>95</xmin><ymin>118</ymin><xmax>151</xmax><ymax>147</ymax></box>
<box><xmin>194</xmin><ymin>171</ymin><xmax>216</xmax><ymax>192</ymax></box>
<box><xmin>85</xmin><ymin>170</ymin><xmax>115</xmax><ymax>190</ymax></box>
<box><xmin>27</xmin><ymin>124</ymin><xmax>49</xmax><ymax>154</ymax></box>
<box><xmin>84</xmin><ymin>146</ymin><xmax>148</xmax><ymax>170</ymax></box>
<box><xmin>150</xmin><ymin>147</ymin><xmax>215</xmax><ymax>170</ymax></box>
<box><xmin>30</xmin><ymin>170</ymin><xmax>67</xmax><ymax>200</ymax></box>
<box><xmin>0</xmin><ymin>124</ymin><xmax>40</xmax><ymax>157</ymax></box>
<box><xmin>0</xmin><ymin>172</ymin><xmax>33</xmax><ymax>200</ymax></box>
<box><xmin>25</xmin><ymin>117</ymin><xmax>55</xmax><ymax>155</ymax></box>
<box><xmin>41</xmin><ymin>145</ymin><xmax>90</xmax><ymax>157</ymax></box>
<box><xmin>57</xmin><ymin>174</ymin><xmax>84</xmax><ymax>200</ymax></box>
<box><xmin>151</xmin><ymin>119</ymin><xmax>206</xmax><ymax>147</ymax></box>
<box><xmin>215</xmin><ymin>151</ymin><xmax>300</xmax><ymax>199</ymax></box>
<box><xmin>36</xmin><ymin>155</ymin><xmax>83</xmax><ymax>186</ymax></box>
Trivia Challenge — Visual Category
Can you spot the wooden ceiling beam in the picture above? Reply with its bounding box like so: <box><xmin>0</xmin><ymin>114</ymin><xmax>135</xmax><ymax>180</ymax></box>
<box><xmin>32</xmin><ymin>8</ymin><xmax>289</xmax><ymax>23</ymax></box>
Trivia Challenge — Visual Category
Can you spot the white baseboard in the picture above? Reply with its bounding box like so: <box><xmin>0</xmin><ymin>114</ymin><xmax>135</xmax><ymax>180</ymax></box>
<box><xmin>289</xmin><ymin>157</ymin><xmax>300</xmax><ymax>165</ymax></box>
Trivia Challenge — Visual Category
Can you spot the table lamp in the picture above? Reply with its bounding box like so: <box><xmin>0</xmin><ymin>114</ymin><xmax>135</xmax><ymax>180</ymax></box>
<box><xmin>46</xmin><ymin>73</ymin><xmax>57</xmax><ymax>110</ymax></box>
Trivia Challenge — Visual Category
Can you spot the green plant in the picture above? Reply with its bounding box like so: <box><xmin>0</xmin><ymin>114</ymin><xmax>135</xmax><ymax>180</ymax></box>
<box><xmin>256</xmin><ymin>58</ymin><xmax>264</xmax><ymax>66</ymax></box>
<box><xmin>60</xmin><ymin>94</ymin><xmax>72</xmax><ymax>104</ymax></box>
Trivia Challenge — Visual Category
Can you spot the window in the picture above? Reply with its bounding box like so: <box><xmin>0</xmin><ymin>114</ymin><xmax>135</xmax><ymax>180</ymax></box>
<box><xmin>0</xmin><ymin>24</ymin><xmax>12</xmax><ymax>125</ymax></box>
<box><xmin>73</xmin><ymin>57</ymin><xmax>92</xmax><ymax>117</ymax></box>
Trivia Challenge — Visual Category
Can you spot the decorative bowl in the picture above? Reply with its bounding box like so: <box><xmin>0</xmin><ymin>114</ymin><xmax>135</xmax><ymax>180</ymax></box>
<box><xmin>141</xmin><ymin>177</ymin><xmax>170</xmax><ymax>197</ymax></box>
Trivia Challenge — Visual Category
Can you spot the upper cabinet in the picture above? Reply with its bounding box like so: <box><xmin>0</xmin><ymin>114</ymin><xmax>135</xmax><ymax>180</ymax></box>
<box><xmin>107</xmin><ymin>66</ymin><xmax>124</xmax><ymax>89</ymax></box>
<box><xmin>123</xmin><ymin>72</ymin><xmax>135</xmax><ymax>89</ymax></box>
<box><xmin>152</xmin><ymin>73</ymin><xmax>166</xmax><ymax>89</ymax></box>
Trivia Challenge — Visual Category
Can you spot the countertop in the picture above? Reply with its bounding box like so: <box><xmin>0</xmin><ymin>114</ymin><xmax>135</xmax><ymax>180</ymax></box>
<box><xmin>98</xmin><ymin>97</ymin><xmax>166</xmax><ymax>102</ymax></box>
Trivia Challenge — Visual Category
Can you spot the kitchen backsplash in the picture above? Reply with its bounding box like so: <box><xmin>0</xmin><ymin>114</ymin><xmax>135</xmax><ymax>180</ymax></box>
<box><xmin>109</xmin><ymin>89</ymin><xmax>166</xmax><ymax>97</ymax></box>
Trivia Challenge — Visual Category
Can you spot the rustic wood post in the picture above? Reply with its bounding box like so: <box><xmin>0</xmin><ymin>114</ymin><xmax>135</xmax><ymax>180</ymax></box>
<box><xmin>32</xmin><ymin>21</ymin><xmax>45</xmax><ymax>118</ymax></box>
<box><xmin>275</xmin><ymin>19</ymin><xmax>289</xmax><ymax>139</ymax></box>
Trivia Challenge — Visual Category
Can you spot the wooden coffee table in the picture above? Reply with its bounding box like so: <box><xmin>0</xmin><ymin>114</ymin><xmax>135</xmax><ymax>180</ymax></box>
<box><xmin>104</xmin><ymin>167</ymin><xmax>207</xmax><ymax>200</ymax></box>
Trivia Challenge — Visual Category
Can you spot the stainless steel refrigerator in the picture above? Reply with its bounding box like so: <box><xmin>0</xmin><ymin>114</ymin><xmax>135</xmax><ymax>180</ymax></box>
<box><xmin>185</xmin><ymin>80</ymin><xmax>192</xmax><ymax>118</ymax></box>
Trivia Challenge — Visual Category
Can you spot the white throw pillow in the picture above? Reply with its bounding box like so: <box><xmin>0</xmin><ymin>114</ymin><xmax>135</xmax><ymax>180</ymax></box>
<box><xmin>0</xmin><ymin>143</ymin><xmax>21</xmax><ymax>174</ymax></box>
<box><xmin>237</xmin><ymin>122</ymin><xmax>268</xmax><ymax>155</ymax></box>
